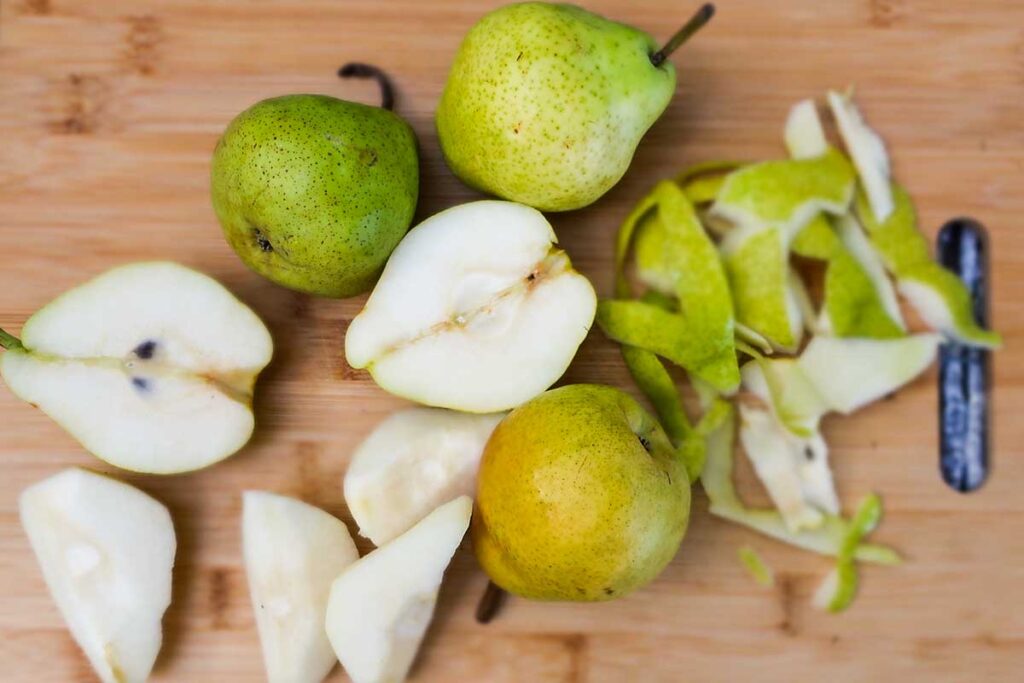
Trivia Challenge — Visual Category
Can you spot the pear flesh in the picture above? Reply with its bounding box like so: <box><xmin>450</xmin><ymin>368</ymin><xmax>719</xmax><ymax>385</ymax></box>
<box><xmin>20</xmin><ymin>468</ymin><xmax>176</xmax><ymax>683</ymax></box>
<box><xmin>242</xmin><ymin>492</ymin><xmax>359</xmax><ymax>683</ymax></box>
<box><xmin>0</xmin><ymin>262</ymin><xmax>273</xmax><ymax>473</ymax></box>
<box><xmin>344</xmin><ymin>408</ymin><xmax>503</xmax><ymax>546</ymax></box>
<box><xmin>345</xmin><ymin>201</ymin><xmax>596</xmax><ymax>413</ymax></box>
<box><xmin>325</xmin><ymin>496</ymin><xmax>472</xmax><ymax>683</ymax></box>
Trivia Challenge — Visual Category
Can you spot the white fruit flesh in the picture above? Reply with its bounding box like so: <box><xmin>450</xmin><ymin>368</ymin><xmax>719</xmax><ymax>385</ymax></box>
<box><xmin>828</xmin><ymin>90</ymin><xmax>894</xmax><ymax>222</ymax></box>
<box><xmin>242</xmin><ymin>492</ymin><xmax>359</xmax><ymax>683</ymax></box>
<box><xmin>784</xmin><ymin>99</ymin><xmax>828</xmax><ymax>159</ymax></box>
<box><xmin>20</xmin><ymin>468</ymin><xmax>175</xmax><ymax>683</ymax></box>
<box><xmin>345</xmin><ymin>201</ymin><xmax>596</xmax><ymax>413</ymax></box>
<box><xmin>739</xmin><ymin>405</ymin><xmax>838</xmax><ymax>533</ymax></box>
<box><xmin>0</xmin><ymin>262</ymin><xmax>273</xmax><ymax>473</ymax></box>
<box><xmin>798</xmin><ymin>334</ymin><xmax>940</xmax><ymax>414</ymax></box>
<box><xmin>345</xmin><ymin>408</ymin><xmax>503</xmax><ymax>546</ymax></box>
<box><xmin>325</xmin><ymin>496</ymin><xmax>472</xmax><ymax>683</ymax></box>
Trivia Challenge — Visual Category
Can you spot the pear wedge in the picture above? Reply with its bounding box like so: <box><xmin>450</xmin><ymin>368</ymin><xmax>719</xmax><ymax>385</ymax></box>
<box><xmin>345</xmin><ymin>201</ymin><xmax>596</xmax><ymax>412</ymax></box>
<box><xmin>20</xmin><ymin>468</ymin><xmax>175</xmax><ymax>683</ymax></box>
<box><xmin>325</xmin><ymin>496</ymin><xmax>471</xmax><ymax>683</ymax></box>
<box><xmin>344</xmin><ymin>408</ymin><xmax>503</xmax><ymax>546</ymax></box>
<box><xmin>242</xmin><ymin>492</ymin><xmax>359</xmax><ymax>683</ymax></box>
<box><xmin>0</xmin><ymin>262</ymin><xmax>273</xmax><ymax>473</ymax></box>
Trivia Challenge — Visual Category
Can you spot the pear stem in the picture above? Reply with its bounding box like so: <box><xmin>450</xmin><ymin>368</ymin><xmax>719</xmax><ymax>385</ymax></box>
<box><xmin>650</xmin><ymin>3</ymin><xmax>715</xmax><ymax>67</ymax></box>
<box><xmin>0</xmin><ymin>327</ymin><xmax>23</xmax><ymax>351</ymax></box>
<box><xmin>475</xmin><ymin>581</ymin><xmax>507</xmax><ymax>624</ymax></box>
<box><xmin>338</xmin><ymin>62</ymin><xmax>396</xmax><ymax>111</ymax></box>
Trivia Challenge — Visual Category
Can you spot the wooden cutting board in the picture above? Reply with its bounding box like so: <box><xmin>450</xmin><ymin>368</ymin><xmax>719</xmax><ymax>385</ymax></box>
<box><xmin>1</xmin><ymin>0</ymin><xmax>1022</xmax><ymax>680</ymax></box>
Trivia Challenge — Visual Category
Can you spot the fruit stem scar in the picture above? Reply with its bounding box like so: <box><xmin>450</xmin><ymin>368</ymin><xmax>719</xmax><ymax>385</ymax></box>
<box><xmin>338</xmin><ymin>62</ymin><xmax>396</xmax><ymax>111</ymax></box>
<box><xmin>0</xmin><ymin>327</ymin><xmax>23</xmax><ymax>351</ymax></box>
<box><xmin>649</xmin><ymin>3</ymin><xmax>715</xmax><ymax>67</ymax></box>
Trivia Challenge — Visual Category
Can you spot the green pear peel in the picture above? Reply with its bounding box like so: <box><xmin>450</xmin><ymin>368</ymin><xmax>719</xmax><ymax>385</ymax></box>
<box><xmin>699</xmin><ymin>404</ymin><xmax>899</xmax><ymax>565</ymax></box>
<box><xmin>813</xmin><ymin>493</ymin><xmax>883</xmax><ymax>613</ymax></box>
<box><xmin>856</xmin><ymin>188</ymin><xmax>1001</xmax><ymax>348</ymax></box>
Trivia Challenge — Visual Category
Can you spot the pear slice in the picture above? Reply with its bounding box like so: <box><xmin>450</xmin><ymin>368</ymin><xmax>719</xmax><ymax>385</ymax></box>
<box><xmin>738</xmin><ymin>404</ymin><xmax>838</xmax><ymax>533</ymax></box>
<box><xmin>345</xmin><ymin>201</ymin><xmax>596</xmax><ymax>413</ymax></box>
<box><xmin>0</xmin><ymin>262</ymin><xmax>273</xmax><ymax>473</ymax></box>
<box><xmin>855</xmin><ymin>187</ymin><xmax>1001</xmax><ymax>348</ymax></box>
<box><xmin>20</xmin><ymin>468</ymin><xmax>176</xmax><ymax>683</ymax></box>
<box><xmin>828</xmin><ymin>89</ymin><xmax>894</xmax><ymax>223</ymax></box>
<box><xmin>325</xmin><ymin>496</ymin><xmax>472</xmax><ymax>683</ymax></box>
<box><xmin>784</xmin><ymin>99</ymin><xmax>828</xmax><ymax>159</ymax></box>
<box><xmin>242</xmin><ymin>492</ymin><xmax>359</xmax><ymax>683</ymax></box>
<box><xmin>344</xmin><ymin>408</ymin><xmax>503</xmax><ymax>546</ymax></box>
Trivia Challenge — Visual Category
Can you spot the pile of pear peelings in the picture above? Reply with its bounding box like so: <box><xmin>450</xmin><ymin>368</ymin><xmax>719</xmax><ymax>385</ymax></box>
<box><xmin>599</xmin><ymin>90</ymin><xmax>1001</xmax><ymax>612</ymax></box>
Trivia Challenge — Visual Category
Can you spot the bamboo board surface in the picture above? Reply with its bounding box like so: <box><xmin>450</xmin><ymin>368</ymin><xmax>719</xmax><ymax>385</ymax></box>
<box><xmin>1</xmin><ymin>0</ymin><xmax>1023</xmax><ymax>680</ymax></box>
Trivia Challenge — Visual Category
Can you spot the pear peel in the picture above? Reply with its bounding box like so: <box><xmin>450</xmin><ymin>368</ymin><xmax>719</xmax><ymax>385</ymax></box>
<box><xmin>828</xmin><ymin>89</ymin><xmax>894</xmax><ymax>223</ymax></box>
<box><xmin>325</xmin><ymin>496</ymin><xmax>472</xmax><ymax>683</ymax></box>
<box><xmin>346</xmin><ymin>201</ymin><xmax>596</xmax><ymax>412</ymax></box>
<box><xmin>0</xmin><ymin>262</ymin><xmax>273</xmax><ymax>474</ymax></box>
<box><xmin>20</xmin><ymin>468</ymin><xmax>176</xmax><ymax>683</ymax></box>
<box><xmin>344</xmin><ymin>408</ymin><xmax>503</xmax><ymax>546</ymax></box>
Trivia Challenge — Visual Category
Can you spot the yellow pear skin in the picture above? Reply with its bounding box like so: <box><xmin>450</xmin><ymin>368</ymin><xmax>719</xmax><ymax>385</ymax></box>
<box><xmin>473</xmin><ymin>384</ymin><xmax>691</xmax><ymax>601</ymax></box>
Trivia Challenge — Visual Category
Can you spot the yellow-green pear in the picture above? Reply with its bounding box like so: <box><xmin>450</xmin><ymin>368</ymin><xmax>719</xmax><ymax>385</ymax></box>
<box><xmin>436</xmin><ymin>3</ymin><xmax>715</xmax><ymax>211</ymax></box>
<box><xmin>211</xmin><ymin>65</ymin><xmax>419</xmax><ymax>297</ymax></box>
<box><xmin>473</xmin><ymin>384</ymin><xmax>690</xmax><ymax>601</ymax></box>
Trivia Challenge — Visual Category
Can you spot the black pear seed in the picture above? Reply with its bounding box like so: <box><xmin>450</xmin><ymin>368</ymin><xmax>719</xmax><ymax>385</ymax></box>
<box><xmin>131</xmin><ymin>377</ymin><xmax>151</xmax><ymax>392</ymax></box>
<box><xmin>133</xmin><ymin>339</ymin><xmax>157</xmax><ymax>360</ymax></box>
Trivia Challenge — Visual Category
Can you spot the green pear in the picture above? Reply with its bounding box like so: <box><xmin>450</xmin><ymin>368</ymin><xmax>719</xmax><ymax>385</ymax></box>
<box><xmin>473</xmin><ymin>384</ymin><xmax>690</xmax><ymax>601</ymax></box>
<box><xmin>436</xmin><ymin>3</ymin><xmax>715</xmax><ymax>211</ymax></box>
<box><xmin>211</xmin><ymin>66</ymin><xmax>419</xmax><ymax>297</ymax></box>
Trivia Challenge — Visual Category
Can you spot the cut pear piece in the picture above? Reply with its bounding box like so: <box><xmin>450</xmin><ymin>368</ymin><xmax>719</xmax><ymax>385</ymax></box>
<box><xmin>344</xmin><ymin>408</ymin><xmax>503</xmax><ymax>546</ymax></box>
<box><xmin>20</xmin><ymin>468</ymin><xmax>176</xmax><ymax>683</ymax></box>
<box><xmin>699</xmin><ymin>407</ymin><xmax>899</xmax><ymax>565</ymax></box>
<box><xmin>738</xmin><ymin>404</ymin><xmax>838</xmax><ymax>533</ymax></box>
<box><xmin>345</xmin><ymin>201</ymin><xmax>596</xmax><ymax>412</ymax></box>
<box><xmin>0</xmin><ymin>262</ymin><xmax>273</xmax><ymax>473</ymax></box>
<box><xmin>325</xmin><ymin>496</ymin><xmax>472</xmax><ymax>683</ymax></box>
<box><xmin>784</xmin><ymin>99</ymin><xmax>828</xmax><ymax>160</ymax></box>
<box><xmin>242</xmin><ymin>492</ymin><xmax>359</xmax><ymax>683</ymax></box>
<box><xmin>828</xmin><ymin>89</ymin><xmax>894</xmax><ymax>223</ymax></box>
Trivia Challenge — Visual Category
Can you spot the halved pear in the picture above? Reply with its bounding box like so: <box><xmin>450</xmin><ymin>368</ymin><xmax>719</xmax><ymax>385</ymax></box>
<box><xmin>828</xmin><ymin>89</ymin><xmax>894</xmax><ymax>223</ymax></box>
<box><xmin>0</xmin><ymin>262</ymin><xmax>273</xmax><ymax>473</ymax></box>
<box><xmin>345</xmin><ymin>201</ymin><xmax>596</xmax><ymax>413</ymax></box>
<box><xmin>738</xmin><ymin>404</ymin><xmax>838</xmax><ymax>533</ymax></box>
<box><xmin>242</xmin><ymin>492</ymin><xmax>359</xmax><ymax>683</ymax></box>
<box><xmin>344</xmin><ymin>408</ymin><xmax>503</xmax><ymax>546</ymax></box>
<box><xmin>325</xmin><ymin>496</ymin><xmax>472</xmax><ymax>683</ymax></box>
<box><xmin>20</xmin><ymin>468</ymin><xmax>176</xmax><ymax>683</ymax></box>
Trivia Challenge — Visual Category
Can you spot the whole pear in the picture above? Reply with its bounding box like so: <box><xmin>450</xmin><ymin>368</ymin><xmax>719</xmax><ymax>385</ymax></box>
<box><xmin>436</xmin><ymin>3</ymin><xmax>714</xmax><ymax>211</ymax></box>
<box><xmin>472</xmin><ymin>384</ymin><xmax>691</xmax><ymax>601</ymax></box>
<box><xmin>211</xmin><ymin>67</ymin><xmax>419</xmax><ymax>297</ymax></box>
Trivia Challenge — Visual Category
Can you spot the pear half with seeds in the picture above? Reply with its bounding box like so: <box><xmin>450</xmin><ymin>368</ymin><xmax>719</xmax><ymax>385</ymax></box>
<box><xmin>345</xmin><ymin>201</ymin><xmax>596</xmax><ymax>412</ymax></box>
<box><xmin>20</xmin><ymin>468</ymin><xmax>176</xmax><ymax>683</ymax></box>
<box><xmin>0</xmin><ymin>262</ymin><xmax>273</xmax><ymax>473</ymax></box>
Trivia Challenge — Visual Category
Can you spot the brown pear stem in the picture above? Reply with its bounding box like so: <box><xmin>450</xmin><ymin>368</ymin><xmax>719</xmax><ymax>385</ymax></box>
<box><xmin>475</xmin><ymin>581</ymin><xmax>508</xmax><ymax>624</ymax></box>
<box><xmin>338</xmin><ymin>62</ymin><xmax>396</xmax><ymax>111</ymax></box>
<box><xmin>649</xmin><ymin>3</ymin><xmax>715</xmax><ymax>67</ymax></box>
<box><xmin>0</xmin><ymin>327</ymin><xmax>23</xmax><ymax>351</ymax></box>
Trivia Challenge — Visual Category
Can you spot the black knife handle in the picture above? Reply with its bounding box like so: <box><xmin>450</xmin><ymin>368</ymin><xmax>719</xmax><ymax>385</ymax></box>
<box><xmin>937</xmin><ymin>218</ymin><xmax>991</xmax><ymax>493</ymax></box>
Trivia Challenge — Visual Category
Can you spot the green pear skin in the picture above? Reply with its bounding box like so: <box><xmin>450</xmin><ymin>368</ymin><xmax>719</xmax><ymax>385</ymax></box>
<box><xmin>436</xmin><ymin>3</ymin><xmax>676</xmax><ymax>212</ymax></box>
<box><xmin>211</xmin><ymin>95</ymin><xmax>419</xmax><ymax>297</ymax></box>
<box><xmin>473</xmin><ymin>384</ymin><xmax>691</xmax><ymax>601</ymax></box>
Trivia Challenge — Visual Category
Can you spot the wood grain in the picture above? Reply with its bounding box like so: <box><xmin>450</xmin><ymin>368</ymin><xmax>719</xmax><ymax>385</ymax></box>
<box><xmin>1</xmin><ymin>0</ymin><xmax>1023</xmax><ymax>680</ymax></box>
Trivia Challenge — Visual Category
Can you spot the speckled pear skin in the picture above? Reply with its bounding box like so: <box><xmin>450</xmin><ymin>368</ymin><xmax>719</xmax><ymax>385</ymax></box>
<box><xmin>211</xmin><ymin>95</ymin><xmax>419</xmax><ymax>297</ymax></box>
<box><xmin>472</xmin><ymin>384</ymin><xmax>690</xmax><ymax>601</ymax></box>
<box><xmin>436</xmin><ymin>3</ymin><xmax>676</xmax><ymax>212</ymax></box>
